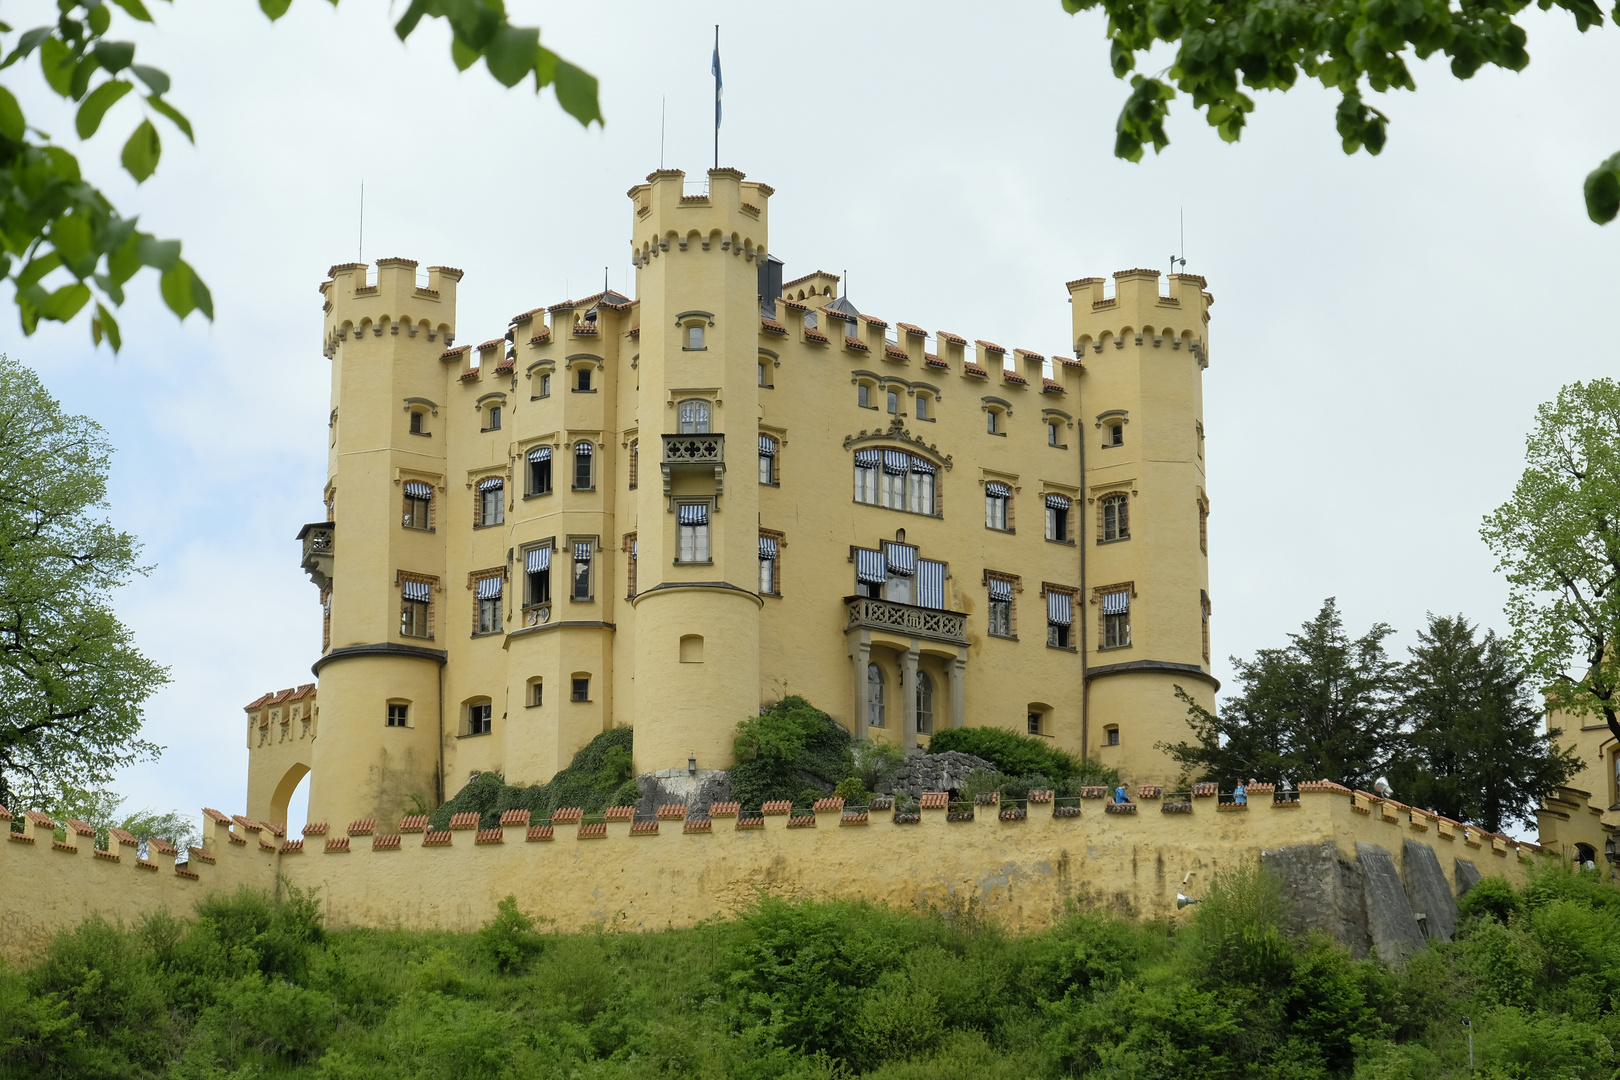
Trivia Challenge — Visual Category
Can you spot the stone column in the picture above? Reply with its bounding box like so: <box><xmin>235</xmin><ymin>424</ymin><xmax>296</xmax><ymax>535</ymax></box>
<box><xmin>848</xmin><ymin>632</ymin><xmax>871</xmax><ymax>740</ymax></box>
<box><xmin>901</xmin><ymin>647</ymin><xmax>920</xmax><ymax>753</ymax></box>
<box><xmin>949</xmin><ymin>651</ymin><xmax>966</xmax><ymax>729</ymax></box>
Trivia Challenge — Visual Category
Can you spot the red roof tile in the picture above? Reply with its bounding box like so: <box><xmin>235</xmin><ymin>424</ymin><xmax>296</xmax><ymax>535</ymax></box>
<box><xmin>1002</xmin><ymin>371</ymin><xmax>1028</xmax><ymax>384</ymax></box>
<box><xmin>761</xmin><ymin>318</ymin><xmax>787</xmax><ymax>335</ymax></box>
<box><xmin>883</xmin><ymin>344</ymin><xmax>909</xmax><ymax>361</ymax></box>
<box><xmin>1042</xmin><ymin>378</ymin><xmax>1065</xmax><ymax>393</ymax></box>
<box><xmin>976</xmin><ymin>339</ymin><xmax>1007</xmax><ymax>354</ymax></box>
<box><xmin>782</xmin><ymin>270</ymin><xmax>838</xmax><ymax>289</ymax></box>
<box><xmin>508</xmin><ymin>307</ymin><xmax>544</xmax><ymax>325</ymax></box>
<box><xmin>573</xmin><ymin>322</ymin><xmax>598</xmax><ymax>336</ymax></box>
<box><xmin>804</xmin><ymin>328</ymin><xmax>829</xmax><ymax>344</ymax></box>
<box><xmin>963</xmin><ymin>363</ymin><xmax>988</xmax><ymax>378</ymax></box>
<box><xmin>528</xmin><ymin>329</ymin><xmax>551</xmax><ymax>344</ymax></box>
<box><xmin>937</xmin><ymin>330</ymin><xmax>966</xmax><ymax>345</ymax></box>
<box><xmin>440</xmin><ymin>345</ymin><xmax>470</xmax><ymax>362</ymax></box>
<box><xmin>1014</xmin><ymin>348</ymin><xmax>1046</xmax><ymax>361</ymax></box>
<box><xmin>460</xmin><ymin>368</ymin><xmax>481</xmax><ymax>381</ymax></box>
<box><xmin>477</xmin><ymin>338</ymin><xmax>503</xmax><ymax>352</ymax></box>
<box><xmin>923</xmin><ymin>353</ymin><xmax>947</xmax><ymax>369</ymax></box>
<box><xmin>1056</xmin><ymin>356</ymin><xmax>1084</xmax><ymax>369</ymax></box>
<box><xmin>844</xmin><ymin>337</ymin><xmax>870</xmax><ymax>352</ymax></box>
<box><xmin>897</xmin><ymin>322</ymin><xmax>927</xmax><ymax>336</ymax></box>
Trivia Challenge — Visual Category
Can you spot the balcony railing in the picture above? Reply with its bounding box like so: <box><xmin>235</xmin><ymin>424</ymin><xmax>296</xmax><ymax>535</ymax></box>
<box><xmin>845</xmin><ymin>596</ymin><xmax>967</xmax><ymax>646</ymax></box>
<box><xmin>296</xmin><ymin>522</ymin><xmax>334</xmax><ymax>591</ymax></box>
<box><xmin>660</xmin><ymin>433</ymin><xmax>725</xmax><ymax>500</ymax></box>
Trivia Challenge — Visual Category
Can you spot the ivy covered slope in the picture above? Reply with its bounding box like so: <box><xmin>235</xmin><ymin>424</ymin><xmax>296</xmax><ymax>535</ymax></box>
<box><xmin>6</xmin><ymin>865</ymin><xmax>1620</xmax><ymax>1078</ymax></box>
<box><xmin>427</xmin><ymin>728</ymin><xmax>639</xmax><ymax>831</ymax></box>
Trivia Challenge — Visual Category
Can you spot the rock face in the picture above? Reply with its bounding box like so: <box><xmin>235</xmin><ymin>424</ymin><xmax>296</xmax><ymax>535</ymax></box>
<box><xmin>876</xmin><ymin>751</ymin><xmax>998</xmax><ymax>799</ymax></box>
<box><xmin>633</xmin><ymin>768</ymin><xmax>733</xmax><ymax>817</ymax></box>
<box><xmin>1262</xmin><ymin>842</ymin><xmax>1372</xmax><ymax>958</ymax></box>
<box><xmin>1357</xmin><ymin>842</ymin><xmax>1427</xmax><ymax>964</ymax></box>
<box><xmin>1401</xmin><ymin>839</ymin><xmax>1459</xmax><ymax>942</ymax></box>
<box><xmin>1455</xmin><ymin>858</ymin><xmax>1483</xmax><ymax>896</ymax></box>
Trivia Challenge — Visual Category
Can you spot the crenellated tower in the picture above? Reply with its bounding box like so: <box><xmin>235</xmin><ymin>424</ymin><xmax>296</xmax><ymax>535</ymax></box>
<box><xmin>625</xmin><ymin>168</ymin><xmax>773</xmax><ymax>774</ymax></box>
<box><xmin>1071</xmin><ymin>269</ymin><xmax>1215</xmax><ymax>785</ymax></box>
<box><xmin>295</xmin><ymin>259</ymin><xmax>463</xmax><ymax>830</ymax></box>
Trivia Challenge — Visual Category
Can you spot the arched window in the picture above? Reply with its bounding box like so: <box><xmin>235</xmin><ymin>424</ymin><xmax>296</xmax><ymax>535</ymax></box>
<box><xmin>915</xmin><ymin>672</ymin><xmax>933</xmax><ymax>734</ymax></box>
<box><xmin>1101</xmin><ymin>494</ymin><xmax>1129</xmax><ymax>541</ymax></box>
<box><xmin>867</xmin><ymin>662</ymin><xmax>885</xmax><ymax>727</ymax></box>
<box><xmin>678</xmin><ymin>399</ymin><xmax>711</xmax><ymax>433</ymax></box>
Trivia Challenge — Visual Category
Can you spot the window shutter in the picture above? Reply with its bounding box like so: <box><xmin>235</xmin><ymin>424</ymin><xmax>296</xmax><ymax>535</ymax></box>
<box><xmin>855</xmin><ymin>548</ymin><xmax>886</xmax><ymax>584</ymax></box>
<box><xmin>403</xmin><ymin>481</ymin><xmax>433</xmax><ymax>499</ymax></box>
<box><xmin>476</xmin><ymin>577</ymin><xmax>503</xmax><ymax>599</ymax></box>
<box><xmin>1047</xmin><ymin>591</ymin><xmax>1073</xmax><ymax>625</ymax></box>
<box><xmin>526</xmin><ymin>547</ymin><xmax>551</xmax><ymax>573</ymax></box>
<box><xmin>917</xmin><ymin>559</ymin><xmax>946</xmax><ymax>609</ymax></box>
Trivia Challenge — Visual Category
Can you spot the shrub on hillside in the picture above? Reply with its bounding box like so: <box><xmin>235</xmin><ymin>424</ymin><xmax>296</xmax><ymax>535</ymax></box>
<box><xmin>730</xmin><ymin>696</ymin><xmax>852</xmax><ymax>810</ymax></box>
<box><xmin>428</xmin><ymin>727</ymin><xmax>639</xmax><ymax>830</ymax></box>
<box><xmin>926</xmin><ymin>727</ymin><xmax>1118</xmax><ymax>791</ymax></box>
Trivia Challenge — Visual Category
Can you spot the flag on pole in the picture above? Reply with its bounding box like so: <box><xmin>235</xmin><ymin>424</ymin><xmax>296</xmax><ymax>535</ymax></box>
<box><xmin>712</xmin><ymin>28</ymin><xmax>722</xmax><ymax>131</ymax></box>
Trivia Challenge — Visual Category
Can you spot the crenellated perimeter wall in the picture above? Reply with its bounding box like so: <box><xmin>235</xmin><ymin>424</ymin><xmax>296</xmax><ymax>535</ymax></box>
<box><xmin>1</xmin><ymin>786</ymin><xmax>1545</xmax><ymax>960</ymax></box>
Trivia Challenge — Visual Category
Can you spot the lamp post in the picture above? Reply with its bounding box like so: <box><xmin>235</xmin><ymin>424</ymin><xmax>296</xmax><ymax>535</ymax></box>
<box><xmin>1462</xmin><ymin>1016</ymin><xmax>1473</xmax><ymax>1071</ymax></box>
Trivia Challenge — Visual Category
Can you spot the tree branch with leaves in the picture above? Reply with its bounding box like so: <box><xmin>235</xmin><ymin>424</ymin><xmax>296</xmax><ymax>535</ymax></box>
<box><xmin>0</xmin><ymin>0</ymin><xmax>601</xmax><ymax>350</ymax></box>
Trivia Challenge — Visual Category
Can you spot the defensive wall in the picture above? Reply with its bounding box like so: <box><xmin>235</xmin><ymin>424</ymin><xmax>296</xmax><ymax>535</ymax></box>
<box><xmin>1</xmin><ymin>784</ymin><xmax>1549</xmax><ymax>963</ymax></box>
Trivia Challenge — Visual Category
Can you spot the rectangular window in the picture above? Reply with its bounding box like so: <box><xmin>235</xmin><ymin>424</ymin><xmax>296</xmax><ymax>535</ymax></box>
<box><xmin>887</xmin><ymin>390</ymin><xmax>899</xmax><ymax>414</ymax></box>
<box><xmin>1048</xmin><ymin>423</ymin><xmax>1059</xmax><ymax>446</ymax></box>
<box><xmin>1105</xmin><ymin>726</ymin><xmax>1120</xmax><ymax>746</ymax></box>
<box><xmin>468</xmin><ymin>703</ymin><xmax>492</xmax><ymax>735</ymax></box>
<box><xmin>401</xmin><ymin>579</ymin><xmax>432</xmax><ymax>638</ymax></box>
<box><xmin>986</xmin><ymin>483</ymin><xmax>1011</xmax><ymax>530</ymax></box>
<box><xmin>403</xmin><ymin>481</ymin><xmax>433</xmax><ymax>530</ymax></box>
<box><xmin>572</xmin><ymin>542</ymin><xmax>593</xmax><ymax>601</ymax></box>
<box><xmin>1046</xmin><ymin>588</ymin><xmax>1074</xmax><ymax>649</ymax></box>
<box><xmin>478</xmin><ymin>478</ymin><xmax>504</xmax><ymax>526</ymax></box>
<box><xmin>988</xmin><ymin>577</ymin><xmax>1015</xmax><ymax>638</ymax></box>
<box><xmin>476</xmin><ymin>576</ymin><xmax>502</xmax><ymax>634</ymax></box>
<box><xmin>576</xmin><ymin>368</ymin><xmax>592</xmax><ymax>392</ymax></box>
<box><xmin>527</xmin><ymin>448</ymin><xmax>552</xmax><ymax>495</ymax></box>
<box><xmin>854</xmin><ymin>451</ymin><xmax>878</xmax><ymax>504</ymax></box>
<box><xmin>858</xmin><ymin>384</ymin><xmax>871</xmax><ymax>409</ymax></box>
<box><xmin>758</xmin><ymin>435</ymin><xmax>777</xmax><ymax>485</ymax></box>
<box><xmin>917</xmin><ymin>559</ymin><xmax>946</xmax><ymax>610</ymax></box>
<box><xmin>677</xmin><ymin>503</ymin><xmax>711</xmax><ymax>563</ymax></box>
<box><xmin>1028</xmin><ymin>712</ymin><xmax>1042</xmax><ymax>735</ymax></box>
<box><xmin>525</xmin><ymin>545</ymin><xmax>552</xmax><ymax>606</ymax></box>
<box><xmin>486</xmin><ymin>406</ymin><xmax>502</xmax><ymax>431</ymax></box>
<box><xmin>759</xmin><ymin>535</ymin><xmax>779</xmax><ymax>595</ymax></box>
<box><xmin>387</xmin><ymin>703</ymin><xmax>409</xmax><ymax>727</ymax></box>
<box><xmin>625</xmin><ymin>535</ymin><xmax>638</xmax><ymax>597</ymax></box>
<box><xmin>915</xmin><ymin>395</ymin><xmax>929</xmax><ymax>420</ymax></box>
<box><xmin>1109</xmin><ymin>422</ymin><xmax>1124</xmax><ymax>446</ymax></box>
<box><xmin>409</xmin><ymin>411</ymin><xmax>424</xmax><ymax>434</ymax></box>
<box><xmin>571</xmin><ymin>677</ymin><xmax>589</xmax><ymax>702</ymax></box>
<box><xmin>687</xmin><ymin>324</ymin><xmax>704</xmax><ymax>349</ymax></box>
<box><xmin>758</xmin><ymin>361</ymin><xmax>767</xmax><ymax>386</ymax></box>
<box><xmin>1201</xmin><ymin>589</ymin><xmax>1212</xmax><ymax>661</ymax></box>
<box><xmin>1199</xmin><ymin>502</ymin><xmax>1208</xmax><ymax>554</ymax></box>
<box><xmin>1102</xmin><ymin>590</ymin><xmax>1130</xmax><ymax>649</ymax></box>
<box><xmin>1045</xmin><ymin>495</ymin><xmax>1070</xmax><ymax>542</ymax></box>
<box><xmin>628</xmin><ymin>441</ymin><xmax>639</xmax><ymax>489</ymax></box>
<box><xmin>539</xmin><ymin>372</ymin><xmax>551</xmax><ymax>398</ymax></box>
<box><xmin>855</xmin><ymin>547</ymin><xmax>886</xmax><ymax>598</ymax></box>
<box><xmin>573</xmin><ymin>444</ymin><xmax>593</xmax><ymax>490</ymax></box>
<box><xmin>532</xmin><ymin>682</ymin><xmax>544</xmax><ymax>707</ymax></box>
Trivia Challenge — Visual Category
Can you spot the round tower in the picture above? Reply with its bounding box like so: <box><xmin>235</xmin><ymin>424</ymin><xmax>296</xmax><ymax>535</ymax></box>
<box><xmin>625</xmin><ymin>169</ymin><xmax>771</xmax><ymax>774</ymax></box>
<box><xmin>1070</xmin><ymin>269</ymin><xmax>1215</xmax><ymax>786</ymax></box>
<box><xmin>303</xmin><ymin>259</ymin><xmax>462</xmax><ymax>829</ymax></box>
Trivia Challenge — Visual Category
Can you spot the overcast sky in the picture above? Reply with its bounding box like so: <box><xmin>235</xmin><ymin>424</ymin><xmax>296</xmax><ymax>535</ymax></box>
<box><xmin>7</xmin><ymin>0</ymin><xmax>1616</xmax><ymax>832</ymax></box>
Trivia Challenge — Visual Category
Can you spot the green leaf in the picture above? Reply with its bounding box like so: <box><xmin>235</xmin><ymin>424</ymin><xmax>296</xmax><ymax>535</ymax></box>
<box><xmin>0</xmin><ymin>86</ymin><xmax>25</xmax><ymax>140</ymax></box>
<box><xmin>128</xmin><ymin>64</ymin><xmax>169</xmax><ymax>94</ymax></box>
<box><xmin>40</xmin><ymin>36</ymin><xmax>77</xmax><ymax>97</ymax></box>
<box><xmin>108</xmin><ymin>0</ymin><xmax>154</xmax><ymax>23</ymax></box>
<box><xmin>450</xmin><ymin>36</ymin><xmax>479</xmax><ymax>72</ymax></box>
<box><xmin>70</xmin><ymin>55</ymin><xmax>100</xmax><ymax>100</ymax></box>
<box><xmin>92</xmin><ymin>302</ymin><xmax>122</xmax><ymax>351</ymax></box>
<box><xmin>394</xmin><ymin>0</ymin><xmax>431</xmax><ymax>41</ymax></box>
<box><xmin>39</xmin><ymin>282</ymin><xmax>92</xmax><ymax>322</ymax></box>
<box><xmin>50</xmin><ymin>213</ymin><xmax>94</xmax><ymax>273</ymax></box>
<box><xmin>160</xmin><ymin>259</ymin><xmax>212</xmax><ymax>321</ymax></box>
<box><xmin>1583</xmin><ymin>152</ymin><xmax>1620</xmax><ymax>224</ymax></box>
<box><xmin>92</xmin><ymin>40</ymin><xmax>135</xmax><ymax>73</ymax></box>
<box><xmin>75</xmin><ymin>79</ymin><xmax>132</xmax><ymax>138</ymax></box>
<box><xmin>106</xmin><ymin>233</ymin><xmax>141</xmax><ymax>286</ymax></box>
<box><xmin>120</xmin><ymin>118</ymin><xmax>160</xmax><ymax>181</ymax></box>
<box><xmin>259</xmin><ymin>0</ymin><xmax>293</xmax><ymax>19</ymax></box>
<box><xmin>533</xmin><ymin>45</ymin><xmax>556</xmax><ymax>87</ymax></box>
<box><xmin>135</xmin><ymin>235</ymin><xmax>180</xmax><ymax>271</ymax></box>
<box><xmin>146</xmin><ymin>95</ymin><xmax>192</xmax><ymax>141</ymax></box>
<box><xmin>17</xmin><ymin>251</ymin><xmax>63</xmax><ymax>289</ymax></box>
<box><xmin>3</xmin><ymin>27</ymin><xmax>55</xmax><ymax>71</ymax></box>
<box><xmin>87</xmin><ymin>6</ymin><xmax>111</xmax><ymax>35</ymax></box>
<box><xmin>553</xmin><ymin>58</ymin><xmax>602</xmax><ymax>128</ymax></box>
<box><xmin>483</xmin><ymin>24</ymin><xmax>538</xmax><ymax>87</ymax></box>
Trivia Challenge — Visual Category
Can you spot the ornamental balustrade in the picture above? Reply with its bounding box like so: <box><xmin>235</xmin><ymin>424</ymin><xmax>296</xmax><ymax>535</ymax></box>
<box><xmin>844</xmin><ymin>596</ymin><xmax>967</xmax><ymax>646</ymax></box>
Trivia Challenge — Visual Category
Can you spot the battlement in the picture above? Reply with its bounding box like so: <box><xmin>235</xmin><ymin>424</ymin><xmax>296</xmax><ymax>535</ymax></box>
<box><xmin>320</xmin><ymin>259</ymin><xmax>461</xmax><ymax>358</ymax></box>
<box><xmin>628</xmin><ymin>167</ymin><xmax>770</xmax><ymax>270</ymax></box>
<box><xmin>1067</xmin><ymin>269</ymin><xmax>1211</xmax><ymax>366</ymax></box>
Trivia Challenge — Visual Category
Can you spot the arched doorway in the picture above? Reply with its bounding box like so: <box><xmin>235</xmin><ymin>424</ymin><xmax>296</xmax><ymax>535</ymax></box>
<box><xmin>269</xmin><ymin>762</ymin><xmax>310</xmax><ymax>831</ymax></box>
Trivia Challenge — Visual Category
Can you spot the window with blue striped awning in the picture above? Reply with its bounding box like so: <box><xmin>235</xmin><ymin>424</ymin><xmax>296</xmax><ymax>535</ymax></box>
<box><xmin>1045</xmin><ymin>493</ymin><xmax>1070</xmax><ymax>509</ymax></box>
<box><xmin>478</xmin><ymin>476</ymin><xmax>503</xmax><ymax>491</ymax></box>
<box><xmin>855</xmin><ymin>548</ymin><xmax>886</xmax><ymax>584</ymax></box>
<box><xmin>1047</xmin><ymin>591</ymin><xmax>1073</xmax><ymax>625</ymax></box>
<box><xmin>988</xmin><ymin>578</ymin><xmax>1013</xmax><ymax>601</ymax></box>
<box><xmin>678</xmin><ymin>504</ymin><xmax>708</xmax><ymax>525</ymax></box>
<box><xmin>527</xmin><ymin>446</ymin><xmax>551</xmax><ymax>462</ymax></box>
<box><xmin>758</xmin><ymin>435</ymin><xmax>777</xmax><ymax>455</ymax></box>
<box><xmin>477</xmin><ymin>577</ymin><xmax>503</xmax><ymax>599</ymax></box>
<box><xmin>759</xmin><ymin>536</ymin><xmax>777</xmax><ymax>559</ymax></box>
<box><xmin>918</xmin><ymin>559</ymin><xmax>946</xmax><ymax>609</ymax></box>
<box><xmin>985</xmin><ymin>481</ymin><xmax>1011</xmax><ymax>498</ymax></box>
<box><xmin>574</xmin><ymin>542</ymin><xmax>593</xmax><ymax>561</ymax></box>
<box><xmin>885</xmin><ymin>542</ymin><xmax>917</xmax><ymax>576</ymax></box>
<box><xmin>854</xmin><ymin>449</ymin><xmax>879</xmax><ymax>467</ymax></box>
<box><xmin>909</xmin><ymin>456</ymin><xmax>937</xmax><ymax>475</ymax></box>
<box><xmin>402</xmin><ymin>580</ymin><xmax>430</xmax><ymax>603</ymax></box>
<box><xmin>575</xmin><ymin>442</ymin><xmax>593</xmax><ymax>456</ymax></box>
<box><xmin>526</xmin><ymin>546</ymin><xmax>551</xmax><ymax>573</ymax></box>
<box><xmin>403</xmin><ymin>481</ymin><xmax>433</xmax><ymax>499</ymax></box>
<box><xmin>881</xmin><ymin>450</ymin><xmax>909</xmax><ymax>475</ymax></box>
<box><xmin>1102</xmin><ymin>590</ymin><xmax>1129</xmax><ymax>614</ymax></box>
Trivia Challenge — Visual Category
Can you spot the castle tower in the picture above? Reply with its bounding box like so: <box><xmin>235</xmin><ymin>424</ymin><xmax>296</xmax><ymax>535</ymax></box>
<box><xmin>1071</xmin><ymin>270</ymin><xmax>1215</xmax><ymax>785</ymax></box>
<box><xmin>298</xmin><ymin>259</ymin><xmax>462</xmax><ymax>829</ymax></box>
<box><xmin>625</xmin><ymin>169</ymin><xmax>772</xmax><ymax>774</ymax></box>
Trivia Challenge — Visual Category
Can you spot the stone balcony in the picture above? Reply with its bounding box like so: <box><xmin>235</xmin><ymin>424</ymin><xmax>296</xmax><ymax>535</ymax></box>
<box><xmin>844</xmin><ymin>596</ymin><xmax>967</xmax><ymax>646</ymax></box>
<box><xmin>296</xmin><ymin>522</ymin><xmax>334</xmax><ymax>591</ymax></box>
<box><xmin>660</xmin><ymin>433</ymin><xmax>725</xmax><ymax>500</ymax></box>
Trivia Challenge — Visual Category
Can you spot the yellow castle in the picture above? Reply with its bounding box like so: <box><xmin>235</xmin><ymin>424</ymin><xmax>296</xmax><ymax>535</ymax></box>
<box><xmin>248</xmin><ymin>167</ymin><xmax>1217</xmax><ymax>830</ymax></box>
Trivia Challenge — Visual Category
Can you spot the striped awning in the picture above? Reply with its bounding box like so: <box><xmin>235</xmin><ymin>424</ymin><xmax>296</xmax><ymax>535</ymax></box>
<box><xmin>1047</xmin><ymin>591</ymin><xmax>1073</xmax><ymax>625</ymax></box>
<box><xmin>574</xmin><ymin>442</ymin><xmax>593</xmax><ymax>456</ymax></box>
<box><xmin>1102</xmin><ymin>590</ymin><xmax>1129</xmax><ymax>615</ymax></box>
<box><xmin>631</xmin><ymin>541</ymin><xmax>638</xmax><ymax>559</ymax></box>
<box><xmin>855</xmin><ymin>548</ymin><xmax>886</xmax><ymax>584</ymax></box>
<box><xmin>985</xmin><ymin>481</ymin><xmax>1011</xmax><ymax>498</ymax></box>
<box><xmin>886</xmin><ymin>543</ymin><xmax>917</xmax><ymax>576</ymax></box>
<box><xmin>527</xmin><ymin>446</ymin><xmax>551</xmax><ymax>462</ymax></box>
<box><xmin>909</xmin><ymin>456</ymin><xmax>937</xmax><ymax>475</ymax></box>
<box><xmin>759</xmin><ymin>536</ymin><xmax>778</xmax><ymax>559</ymax></box>
<box><xmin>854</xmin><ymin>449</ymin><xmax>879</xmax><ymax>467</ymax></box>
<box><xmin>881</xmin><ymin>450</ymin><xmax>909</xmax><ymax>475</ymax></box>
<box><xmin>917</xmin><ymin>559</ymin><xmax>946</xmax><ymax>609</ymax></box>
<box><xmin>758</xmin><ymin>435</ymin><xmax>777</xmax><ymax>456</ymax></box>
<box><xmin>988</xmin><ymin>578</ymin><xmax>1013</xmax><ymax>601</ymax></box>
<box><xmin>402</xmin><ymin>580</ymin><xmax>430</xmax><ymax>603</ymax></box>
<box><xmin>574</xmin><ymin>542</ymin><xmax>593</xmax><ymax>561</ymax></box>
<box><xmin>1045</xmin><ymin>494</ymin><xmax>1070</xmax><ymax>509</ymax></box>
<box><xmin>478</xmin><ymin>476</ymin><xmax>504</xmax><ymax>491</ymax></box>
<box><xmin>526</xmin><ymin>546</ymin><xmax>551</xmax><ymax>573</ymax></box>
<box><xmin>476</xmin><ymin>576</ymin><xmax>502</xmax><ymax>599</ymax></box>
<box><xmin>403</xmin><ymin>481</ymin><xmax>433</xmax><ymax>499</ymax></box>
<box><xmin>678</xmin><ymin>504</ymin><xmax>708</xmax><ymax>525</ymax></box>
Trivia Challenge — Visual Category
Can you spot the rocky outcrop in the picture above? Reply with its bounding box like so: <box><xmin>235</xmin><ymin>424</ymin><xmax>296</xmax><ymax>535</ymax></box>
<box><xmin>633</xmin><ymin>768</ymin><xmax>733</xmax><ymax>817</ymax></box>
<box><xmin>1455</xmin><ymin>858</ymin><xmax>1483</xmax><ymax>896</ymax></box>
<box><xmin>1401</xmin><ymin>839</ymin><xmax>1459</xmax><ymax>942</ymax></box>
<box><xmin>1263</xmin><ymin>842</ymin><xmax>1372</xmax><ymax>958</ymax></box>
<box><xmin>1357</xmin><ymin>842</ymin><xmax>1427</xmax><ymax>964</ymax></box>
<box><xmin>875</xmin><ymin>751</ymin><xmax>997</xmax><ymax>799</ymax></box>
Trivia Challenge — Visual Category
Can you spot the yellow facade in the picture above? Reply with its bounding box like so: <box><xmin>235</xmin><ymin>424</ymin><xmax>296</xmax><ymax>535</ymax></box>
<box><xmin>278</xmin><ymin>167</ymin><xmax>1218</xmax><ymax>831</ymax></box>
<box><xmin>1535</xmin><ymin>705</ymin><xmax>1619</xmax><ymax>871</ymax></box>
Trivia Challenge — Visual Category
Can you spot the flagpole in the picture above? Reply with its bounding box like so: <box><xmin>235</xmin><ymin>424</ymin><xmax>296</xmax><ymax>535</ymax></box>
<box><xmin>713</xmin><ymin>25</ymin><xmax>720</xmax><ymax>171</ymax></box>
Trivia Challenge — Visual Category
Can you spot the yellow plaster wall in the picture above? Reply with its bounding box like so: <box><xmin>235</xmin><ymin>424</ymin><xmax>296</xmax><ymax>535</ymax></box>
<box><xmin>1535</xmin><ymin>705</ymin><xmax>1618</xmax><ymax>866</ymax></box>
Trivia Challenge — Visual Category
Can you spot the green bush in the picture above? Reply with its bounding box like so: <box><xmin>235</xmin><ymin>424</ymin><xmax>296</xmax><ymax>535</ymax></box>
<box><xmin>427</xmin><ymin>726</ymin><xmax>638</xmax><ymax>830</ymax></box>
<box><xmin>925</xmin><ymin>726</ymin><xmax>1118</xmax><ymax>789</ymax></box>
<box><xmin>730</xmin><ymin>696</ymin><xmax>853</xmax><ymax>810</ymax></box>
<box><xmin>1459</xmin><ymin>876</ymin><xmax>1522</xmax><ymax>924</ymax></box>
<box><xmin>477</xmin><ymin>895</ymin><xmax>546</xmax><ymax>972</ymax></box>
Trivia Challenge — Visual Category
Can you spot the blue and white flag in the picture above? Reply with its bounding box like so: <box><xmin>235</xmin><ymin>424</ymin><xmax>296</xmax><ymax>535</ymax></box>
<box><xmin>712</xmin><ymin>28</ymin><xmax>722</xmax><ymax>129</ymax></box>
